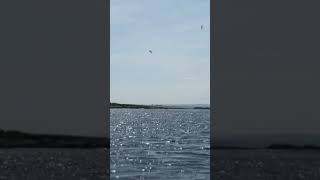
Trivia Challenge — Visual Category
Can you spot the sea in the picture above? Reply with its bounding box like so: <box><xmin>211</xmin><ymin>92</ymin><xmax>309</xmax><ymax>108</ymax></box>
<box><xmin>110</xmin><ymin>109</ymin><xmax>210</xmax><ymax>180</ymax></box>
<box><xmin>213</xmin><ymin>149</ymin><xmax>320</xmax><ymax>180</ymax></box>
<box><xmin>0</xmin><ymin>148</ymin><xmax>108</xmax><ymax>179</ymax></box>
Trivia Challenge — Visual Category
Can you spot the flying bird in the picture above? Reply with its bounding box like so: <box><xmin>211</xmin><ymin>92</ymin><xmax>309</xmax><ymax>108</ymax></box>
<box><xmin>148</xmin><ymin>50</ymin><xmax>152</xmax><ymax>54</ymax></box>
<box><xmin>201</xmin><ymin>25</ymin><xmax>204</xmax><ymax>30</ymax></box>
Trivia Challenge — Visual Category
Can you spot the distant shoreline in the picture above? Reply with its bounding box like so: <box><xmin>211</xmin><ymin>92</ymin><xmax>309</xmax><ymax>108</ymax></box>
<box><xmin>110</xmin><ymin>103</ymin><xmax>210</xmax><ymax>110</ymax></box>
<box><xmin>214</xmin><ymin>144</ymin><xmax>320</xmax><ymax>150</ymax></box>
<box><xmin>0</xmin><ymin>130</ymin><xmax>108</xmax><ymax>148</ymax></box>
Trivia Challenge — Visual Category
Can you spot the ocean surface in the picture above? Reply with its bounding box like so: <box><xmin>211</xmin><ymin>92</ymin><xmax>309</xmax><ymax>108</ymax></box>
<box><xmin>0</xmin><ymin>148</ymin><xmax>108</xmax><ymax>179</ymax></box>
<box><xmin>214</xmin><ymin>149</ymin><xmax>320</xmax><ymax>180</ymax></box>
<box><xmin>110</xmin><ymin>109</ymin><xmax>210</xmax><ymax>180</ymax></box>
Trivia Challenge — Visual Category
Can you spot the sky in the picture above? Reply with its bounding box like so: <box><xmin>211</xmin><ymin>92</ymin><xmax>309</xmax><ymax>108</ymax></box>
<box><xmin>111</xmin><ymin>0</ymin><xmax>210</xmax><ymax>105</ymax></box>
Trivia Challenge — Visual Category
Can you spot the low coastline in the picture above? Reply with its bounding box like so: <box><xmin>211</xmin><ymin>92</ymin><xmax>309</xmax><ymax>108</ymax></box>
<box><xmin>213</xmin><ymin>133</ymin><xmax>320</xmax><ymax>150</ymax></box>
<box><xmin>214</xmin><ymin>144</ymin><xmax>320</xmax><ymax>150</ymax></box>
<box><xmin>110</xmin><ymin>102</ymin><xmax>210</xmax><ymax>109</ymax></box>
<box><xmin>0</xmin><ymin>130</ymin><xmax>108</xmax><ymax>148</ymax></box>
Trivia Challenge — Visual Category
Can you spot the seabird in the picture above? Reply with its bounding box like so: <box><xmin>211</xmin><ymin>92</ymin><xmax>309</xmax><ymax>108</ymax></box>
<box><xmin>201</xmin><ymin>25</ymin><xmax>204</xmax><ymax>30</ymax></box>
<box><xmin>149</xmin><ymin>50</ymin><xmax>152</xmax><ymax>54</ymax></box>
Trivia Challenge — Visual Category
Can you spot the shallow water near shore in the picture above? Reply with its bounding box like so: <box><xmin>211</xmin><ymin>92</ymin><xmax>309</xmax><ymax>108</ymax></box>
<box><xmin>110</xmin><ymin>109</ymin><xmax>210</xmax><ymax>180</ymax></box>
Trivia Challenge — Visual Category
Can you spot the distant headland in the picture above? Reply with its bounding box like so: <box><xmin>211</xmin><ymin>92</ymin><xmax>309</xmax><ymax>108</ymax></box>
<box><xmin>213</xmin><ymin>144</ymin><xmax>320</xmax><ymax>150</ymax></box>
<box><xmin>213</xmin><ymin>134</ymin><xmax>320</xmax><ymax>150</ymax></box>
<box><xmin>0</xmin><ymin>130</ymin><xmax>108</xmax><ymax>148</ymax></box>
<box><xmin>110</xmin><ymin>102</ymin><xmax>210</xmax><ymax>109</ymax></box>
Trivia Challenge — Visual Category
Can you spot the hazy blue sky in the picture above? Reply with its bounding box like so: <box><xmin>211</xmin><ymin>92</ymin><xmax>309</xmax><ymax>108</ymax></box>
<box><xmin>111</xmin><ymin>0</ymin><xmax>210</xmax><ymax>105</ymax></box>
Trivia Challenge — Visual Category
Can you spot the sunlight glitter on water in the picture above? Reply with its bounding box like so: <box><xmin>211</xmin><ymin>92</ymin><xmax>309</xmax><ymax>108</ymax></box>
<box><xmin>110</xmin><ymin>109</ymin><xmax>210</xmax><ymax>180</ymax></box>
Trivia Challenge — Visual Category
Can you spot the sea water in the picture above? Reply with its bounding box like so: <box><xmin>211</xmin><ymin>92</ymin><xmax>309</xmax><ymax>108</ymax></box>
<box><xmin>110</xmin><ymin>109</ymin><xmax>210</xmax><ymax>180</ymax></box>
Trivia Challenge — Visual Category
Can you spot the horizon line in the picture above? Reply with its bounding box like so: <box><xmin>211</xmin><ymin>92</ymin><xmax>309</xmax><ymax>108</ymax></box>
<box><xmin>110</xmin><ymin>102</ymin><xmax>210</xmax><ymax>106</ymax></box>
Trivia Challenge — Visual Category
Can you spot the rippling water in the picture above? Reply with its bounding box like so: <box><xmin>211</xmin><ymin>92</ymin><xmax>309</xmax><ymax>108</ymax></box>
<box><xmin>214</xmin><ymin>150</ymin><xmax>320</xmax><ymax>180</ymax></box>
<box><xmin>110</xmin><ymin>109</ymin><xmax>210</xmax><ymax>180</ymax></box>
<box><xmin>0</xmin><ymin>148</ymin><xmax>107</xmax><ymax>179</ymax></box>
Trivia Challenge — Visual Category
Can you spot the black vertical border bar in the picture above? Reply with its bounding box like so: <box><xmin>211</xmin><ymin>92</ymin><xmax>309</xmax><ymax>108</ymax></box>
<box><xmin>106</xmin><ymin>0</ymin><xmax>111</xmax><ymax>177</ymax></box>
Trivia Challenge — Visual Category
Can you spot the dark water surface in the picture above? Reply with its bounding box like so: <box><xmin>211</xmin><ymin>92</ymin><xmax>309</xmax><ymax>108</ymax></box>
<box><xmin>0</xmin><ymin>148</ymin><xmax>108</xmax><ymax>179</ymax></box>
<box><xmin>110</xmin><ymin>109</ymin><xmax>210</xmax><ymax>180</ymax></box>
<box><xmin>214</xmin><ymin>149</ymin><xmax>320</xmax><ymax>180</ymax></box>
